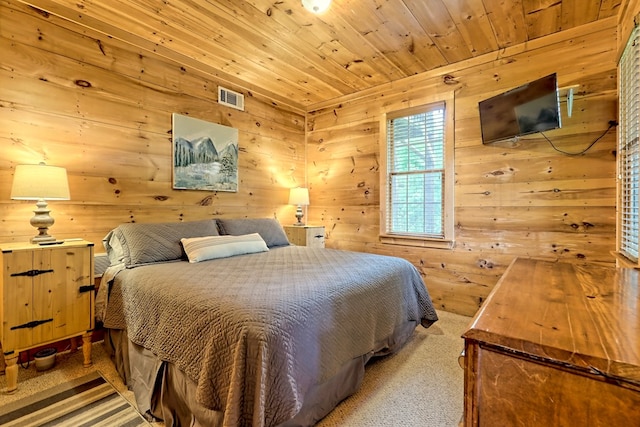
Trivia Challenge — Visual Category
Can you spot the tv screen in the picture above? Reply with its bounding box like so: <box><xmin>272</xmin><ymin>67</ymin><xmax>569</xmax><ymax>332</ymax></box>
<box><xmin>479</xmin><ymin>73</ymin><xmax>561</xmax><ymax>144</ymax></box>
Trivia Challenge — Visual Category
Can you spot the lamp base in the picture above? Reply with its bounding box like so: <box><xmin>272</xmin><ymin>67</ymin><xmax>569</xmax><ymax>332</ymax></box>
<box><xmin>294</xmin><ymin>206</ymin><xmax>305</xmax><ymax>226</ymax></box>
<box><xmin>31</xmin><ymin>233</ymin><xmax>56</xmax><ymax>244</ymax></box>
<box><xmin>29</xmin><ymin>199</ymin><xmax>56</xmax><ymax>243</ymax></box>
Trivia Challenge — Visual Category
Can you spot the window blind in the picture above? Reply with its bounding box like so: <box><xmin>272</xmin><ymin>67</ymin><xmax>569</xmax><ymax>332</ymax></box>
<box><xmin>386</xmin><ymin>102</ymin><xmax>446</xmax><ymax>238</ymax></box>
<box><xmin>619</xmin><ymin>25</ymin><xmax>640</xmax><ymax>263</ymax></box>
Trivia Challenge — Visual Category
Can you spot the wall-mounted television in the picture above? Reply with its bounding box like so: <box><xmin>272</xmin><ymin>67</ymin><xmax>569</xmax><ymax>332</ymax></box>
<box><xmin>479</xmin><ymin>73</ymin><xmax>562</xmax><ymax>144</ymax></box>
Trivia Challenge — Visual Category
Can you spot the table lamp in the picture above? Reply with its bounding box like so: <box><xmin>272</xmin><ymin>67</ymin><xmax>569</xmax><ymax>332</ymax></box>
<box><xmin>11</xmin><ymin>163</ymin><xmax>70</xmax><ymax>243</ymax></box>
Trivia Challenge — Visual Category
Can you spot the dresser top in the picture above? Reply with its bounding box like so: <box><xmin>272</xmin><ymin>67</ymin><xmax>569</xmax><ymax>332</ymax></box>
<box><xmin>463</xmin><ymin>257</ymin><xmax>640</xmax><ymax>383</ymax></box>
<box><xmin>1</xmin><ymin>240</ymin><xmax>94</xmax><ymax>252</ymax></box>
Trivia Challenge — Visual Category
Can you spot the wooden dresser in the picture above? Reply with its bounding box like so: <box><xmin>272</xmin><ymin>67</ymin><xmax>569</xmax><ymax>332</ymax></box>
<box><xmin>462</xmin><ymin>257</ymin><xmax>640</xmax><ymax>426</ymax></box>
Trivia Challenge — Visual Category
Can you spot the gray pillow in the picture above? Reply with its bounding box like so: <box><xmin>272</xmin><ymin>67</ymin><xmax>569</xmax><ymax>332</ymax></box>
<box><xmin>217</xmin><ymin>218</ymin><xmax>290</xmax><ymax>248</ymax></box>
<box><xmin>103</xmin><ymin>220</ymin><xmax>219</xmax><ymax>267</ymax></box>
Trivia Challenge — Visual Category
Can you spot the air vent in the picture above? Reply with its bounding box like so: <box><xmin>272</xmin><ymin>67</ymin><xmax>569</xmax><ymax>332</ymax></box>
<box><xmin>218</xmin><ymin>86</ymin><xmax>245</xmax><ymax>111</ymax></box>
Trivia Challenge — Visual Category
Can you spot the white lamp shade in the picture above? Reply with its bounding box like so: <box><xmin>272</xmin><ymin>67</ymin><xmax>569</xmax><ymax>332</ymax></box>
<box><xmin>11</xmin><ymin>163</ymin><xmax>70</xmax><ymax>200</ymax></box>
<box><xmin>289</xmin><ymin>187</ymin><xmax>309</xmax><ymax>206</ymax></box>
<box><xmin>302</xmin><ymin>0</ymin><xmax>331</xmax><ymax>14</ymax></box>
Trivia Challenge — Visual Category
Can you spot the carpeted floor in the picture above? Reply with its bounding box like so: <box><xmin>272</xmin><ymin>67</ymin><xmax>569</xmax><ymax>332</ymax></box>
<box><xmin>0</xmin><ymin>310</ymin><xmax>471</xmax><ymax>427</ymax></box>
<box><xmin>318</xmin><ymin>310</ymin><xmax>470</xmax><ymax>427</ymax></box>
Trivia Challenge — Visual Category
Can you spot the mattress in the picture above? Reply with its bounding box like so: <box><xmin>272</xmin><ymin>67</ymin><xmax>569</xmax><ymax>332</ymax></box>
<box><xmin>101</xmin><ymin>245</ymin><xmax>438</xmax><ymax>426</ymax></box>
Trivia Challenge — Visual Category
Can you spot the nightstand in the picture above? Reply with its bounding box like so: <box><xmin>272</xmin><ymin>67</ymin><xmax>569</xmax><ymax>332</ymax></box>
<box><xmin>284</xmin><ymin>225</ymin><xmax>325</xmax><ymax>248</ymax></box>
<box><xmin>0</xmin><ymin>240</ymin><xmax>94</xmax><ymax>393</ymax></box>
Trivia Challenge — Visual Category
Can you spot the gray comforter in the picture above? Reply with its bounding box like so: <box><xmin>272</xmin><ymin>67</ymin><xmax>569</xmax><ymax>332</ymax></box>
<box><xmin>102</xmin><ymin>246</ymin><xmax>438</xmax><ymax>426</ymax></box>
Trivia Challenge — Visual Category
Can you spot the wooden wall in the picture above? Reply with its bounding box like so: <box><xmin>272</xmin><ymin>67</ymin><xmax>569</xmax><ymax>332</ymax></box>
<box><xmin>0</xmin><ymin>0</ymin><xmax>306</xmax><ymax>247</ymax></box>
<box><xmin>0</xmin><ymin>0</ymin><xmax>628</xmax><ymax>318</ymax></box>
<box><xmin>306</xmin><ymin>18</ymin><xmax>619</xmax><ymax>316</ymax></box>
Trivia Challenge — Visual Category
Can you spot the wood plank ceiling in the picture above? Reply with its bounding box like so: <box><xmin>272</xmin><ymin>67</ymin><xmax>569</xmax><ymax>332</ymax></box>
<box><xmin>21</xmin><ymin>0</ymin><xmax>622</xmax><ymax>110</ymax></box>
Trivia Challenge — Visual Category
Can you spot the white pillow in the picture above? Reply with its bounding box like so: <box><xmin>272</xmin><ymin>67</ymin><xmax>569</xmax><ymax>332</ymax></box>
<box><xmin>181</xmin><ymin>233</ymin><xmax>269</xmax><ymax>263</ymax></box>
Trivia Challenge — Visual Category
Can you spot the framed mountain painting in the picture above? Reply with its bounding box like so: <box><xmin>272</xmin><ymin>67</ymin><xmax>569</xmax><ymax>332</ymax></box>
<box><xmin>172</xmin><ymin>113</ymin><xmax>239</xmax><ymax>192</ymax></box>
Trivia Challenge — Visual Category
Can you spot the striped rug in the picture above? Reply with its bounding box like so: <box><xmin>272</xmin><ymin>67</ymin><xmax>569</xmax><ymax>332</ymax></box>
<box><xmin>0</xmin><ymin>371</ymin><xmax>150</xmax><ymax>427</ymax></box>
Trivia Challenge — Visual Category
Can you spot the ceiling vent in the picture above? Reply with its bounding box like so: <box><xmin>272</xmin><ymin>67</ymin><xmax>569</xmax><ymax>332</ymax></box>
<box><xmin>218</xmin><ymin>86</ymin><xmax>245</xmax><ymax>111</ymax></box>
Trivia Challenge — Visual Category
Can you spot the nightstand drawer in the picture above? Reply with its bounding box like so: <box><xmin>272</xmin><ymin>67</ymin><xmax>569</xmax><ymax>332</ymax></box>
<box><xmin>284</xmin><ymin>226</ymin><xmax>325</xmax><ymax>248</ymax></box>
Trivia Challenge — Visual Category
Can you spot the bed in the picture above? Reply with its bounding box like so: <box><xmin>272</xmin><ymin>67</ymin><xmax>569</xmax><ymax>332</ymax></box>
<box><xmin>97</xmin><ymin>218</ymin><xmax>438</xmax><ymax>427</ymax></box>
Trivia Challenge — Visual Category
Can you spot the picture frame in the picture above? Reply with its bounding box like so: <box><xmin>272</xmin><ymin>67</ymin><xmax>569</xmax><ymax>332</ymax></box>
<box><xmin>172</xmin><ymin>113</ymin><xmax>239</xmax><ymax>192</ymax></box>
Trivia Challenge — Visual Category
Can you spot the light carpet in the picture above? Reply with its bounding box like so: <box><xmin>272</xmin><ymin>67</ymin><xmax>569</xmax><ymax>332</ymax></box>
<box><xmin>0</xmin><ymin>310</ymin><xmax>470</xmax><ymax>427</ymax></box>
<box><xmin>318</xmin><ymin>310</ymin><xmax>469</xmax><ymax>427</ymax></box>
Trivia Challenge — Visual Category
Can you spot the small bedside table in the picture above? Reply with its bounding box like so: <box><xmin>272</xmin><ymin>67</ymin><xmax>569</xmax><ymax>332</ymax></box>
<box><xmin>0</xmin><ymin>240</ymin><xmax>95</xmax><ymax>393</ymax></box>
<box><xmin>284</xmin><ymin>225</ymin><xmax>325</xmax><ymax>248</ymax></box>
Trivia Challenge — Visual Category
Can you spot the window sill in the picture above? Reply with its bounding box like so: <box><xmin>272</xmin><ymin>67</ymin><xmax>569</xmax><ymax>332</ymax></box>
<box><xmin>611</xmin><ymin>251</ymin><xmax>640</xmax><ymax>269</ymax></box>
<box><xmin>380</xmin><ymin>234</ymin><xmax>454</xmax><ymax>249</ymax></box>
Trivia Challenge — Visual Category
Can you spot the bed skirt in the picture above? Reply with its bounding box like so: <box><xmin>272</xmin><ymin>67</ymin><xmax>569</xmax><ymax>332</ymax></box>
<box><xmin>104</xmin><ymin>319</ymin><xmax>418</xmax><ymax>427</ymax></box>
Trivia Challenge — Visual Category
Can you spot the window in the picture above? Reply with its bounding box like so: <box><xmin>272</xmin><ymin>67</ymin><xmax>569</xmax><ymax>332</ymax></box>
<box><xmin>380</xmin><ymin>97</ymin><xmax>454</xmax><ymax>248</ymax></box>
<box><xmin>618</xmin><ymin>25</ymin><xmax>640</xmax><ymax>265</ymax></box>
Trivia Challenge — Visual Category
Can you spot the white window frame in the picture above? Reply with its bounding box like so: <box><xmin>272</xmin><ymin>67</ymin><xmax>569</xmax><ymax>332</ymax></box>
<box><xmin>379</xmin><ymin>93</ymin><xmax>455</xmax><ymax>249</ymax></box>
<box><xmin>617</xmin><ymin>24</ymin><xmax>640</xmax><ymax>267</ymax></box>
